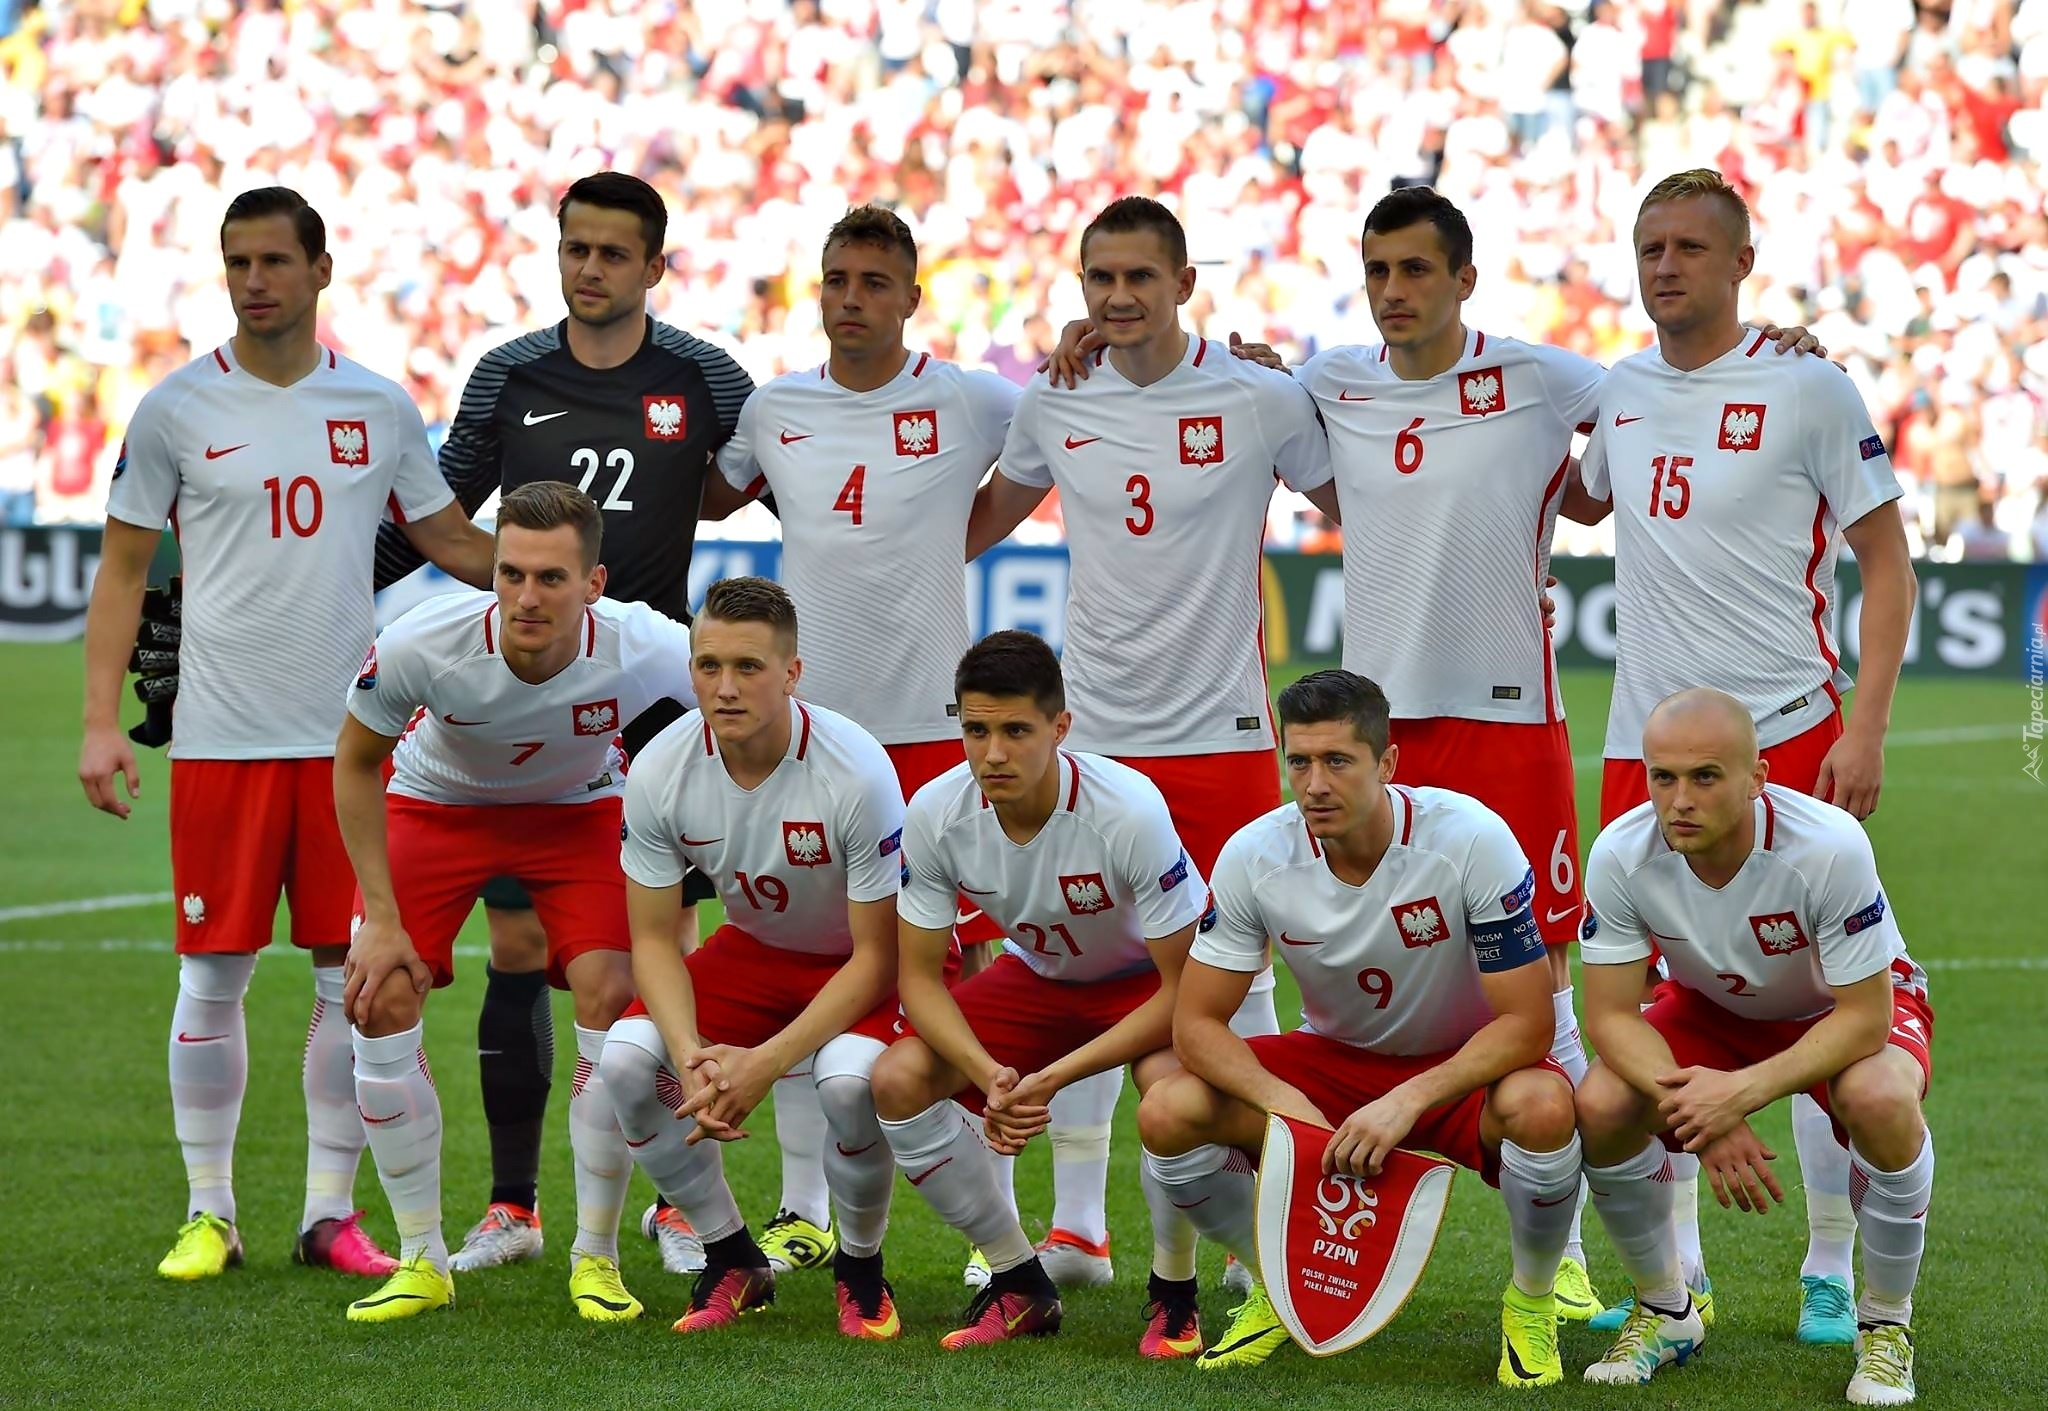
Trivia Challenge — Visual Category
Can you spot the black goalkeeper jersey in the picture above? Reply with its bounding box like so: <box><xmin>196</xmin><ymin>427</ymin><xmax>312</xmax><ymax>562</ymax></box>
<box><xmin>373</xmin><ymin>317</ymin><xmax>754</xmax><ymax>620</ymax></box>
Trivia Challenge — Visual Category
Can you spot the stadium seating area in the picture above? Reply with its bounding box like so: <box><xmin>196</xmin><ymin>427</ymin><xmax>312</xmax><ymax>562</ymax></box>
<box><xmin>1</xmin><ymin>0</ymin><xmax>2044</xmax><ymax>559</ymax></box>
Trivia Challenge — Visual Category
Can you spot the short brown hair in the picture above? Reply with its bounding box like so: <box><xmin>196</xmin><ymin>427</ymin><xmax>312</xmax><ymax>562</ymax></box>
<box><xmin>1636</xmin><ymin>168</ymin><xmax>1752</xmax><ymax>247</ymax></box>
<box><xmin>221</xmin><ymin>186</ymin><xmax>325</xmax><ymax>262</ymax></box>
<box><xmin>1080</xmin><ymin>196</ymin><xmax>1187</xmax><ymax>270</ymax></box>
<box><xmin>495</xmin><ymin>480</ymin><xmax>603</xmax><ymax>570</ymax></box>
<box><xmin>558</xmin><ymin>171</ymin><xmax>667</xmax><ymax>261</ymax></box>
<box><xmin>955</xmin><ymin>630</ymin><xmax>1064</xmax><ymax>717</ymax></box>
<box><xmin>699</xmin><ymin>576</ymin><xmax>798</xmax><ymax>652</ymax></box>
<box><xmin>1276</xmin><ymin>669</ymin><xmax>1391</xmax><ymax>759</ymax></box>
<box><xmin>824</xmin><ymin>204</ymin><xmax>918</xmax><ymax>279</ymax></box>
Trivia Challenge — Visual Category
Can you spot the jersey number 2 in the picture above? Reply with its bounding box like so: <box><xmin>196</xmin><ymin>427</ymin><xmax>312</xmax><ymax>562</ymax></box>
<box><xmin>570</xmin><ymin>448</ymin><xmax>636</xmax><ymax>510</ymax></box>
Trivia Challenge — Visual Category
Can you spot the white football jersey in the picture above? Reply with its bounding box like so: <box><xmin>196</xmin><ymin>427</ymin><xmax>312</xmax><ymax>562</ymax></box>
<box><xmin>346</xmin><ymin>591</ymin><xmax>695</xmax><ymax>806</ymax></box>
<box><xmin>107</xmin><ymin>343</ymin><xmax>456</xmax><ymax>759</ymax></box>
<box><xmin>1583</xmin><ymin>785</ymin><xmax>1923</xmax><ymax>1023</ymax></box>
<box><xmin>1197</xmin><ymin>787</ymin><xmax>1543</xmax><ymax>1056</ymax></box>
<box><xmin>1581</xmin><ymin>333</ymin><xmax>1903</xmax><ymax>755</ymax></box>
<box><xmin>1000</xmin><ymin>336</ymin><xmax>1333</xmax><ymax>755</ymax></box>
<box><xmin>620</xmin><ymin>700</ymin><xmax>904</xmax><ymax>957</ymax></box>
<box><xmin>899</xmin><ymin>751</ymin><xmax>1206</xmax><ymax>982</ymax></box>
<box><xmin>716</xmin><ymin>354</ymin><xmax>1017</xmax><ymax>744</ymax></box>
<box><xmin>1300</xmin><ymin>331</ymin><xmax>1602</xmax><ymax>724</ymax></box>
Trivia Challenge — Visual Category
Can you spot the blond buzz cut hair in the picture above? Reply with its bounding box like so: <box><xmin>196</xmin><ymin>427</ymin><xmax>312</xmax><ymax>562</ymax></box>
<box><xmin>1637</xmin><ymin>168</ymin><xmax>1752</xmax><ymax>248</ymax></box>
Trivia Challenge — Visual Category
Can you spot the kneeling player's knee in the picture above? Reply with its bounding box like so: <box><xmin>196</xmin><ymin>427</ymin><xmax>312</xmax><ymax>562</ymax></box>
<box><xmin>1830</xmin><ymin>1056</ymin><xmax>1922</xmax><ymax>1146</ymax></box>
<box><xmin>571</xmin><ymin>969</ymin><xmax>633</xmax><ymax>1030</ymax></box>
<box><xmin>867</xmin><ymin>1041</ymin><xmax>933</xmax><ymax>1121</ymax></box>
<box><xmin>1501</xmin><ymin>1069</ymin><xmax>1578</xmax><ymax>1151</ymax></box>
<box><xmin>1136</xmin><ymin>1072</ymin><xmax>1206</xmax><ymax>1156</ymax></box>
<box><xmin>1574</xmin><ymin>1064</ymin><xmax>1646</xmax><ymax>1152</ymax></box>
<box><xmin>598</xmin><ymin>1033</ymin><xmax>658</xmax><ymax>1110</ymax></box>
<box><xmin>816</xmin><ymin>1073</ymin><xmax>876</xmax><ymax>1135</ymax></box>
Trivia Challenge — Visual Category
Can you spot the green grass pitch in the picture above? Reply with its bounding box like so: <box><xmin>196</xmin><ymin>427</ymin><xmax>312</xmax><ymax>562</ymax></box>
<box><xmin>0</xmin><ymin>641</ymin><xmax>2041</xmax><ymax>1409</ymax></box>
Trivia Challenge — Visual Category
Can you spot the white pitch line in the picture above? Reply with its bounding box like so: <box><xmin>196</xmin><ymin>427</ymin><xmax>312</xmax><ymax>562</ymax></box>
<box><xmin>1571</xmin><ymin>721</ymin><xmax>2013</xmax><ymax>770</ymax></box>
<box><xmin>0</xmin><ymin>892</ymin><xmax>174</xmax><ymax>924</ymax></box>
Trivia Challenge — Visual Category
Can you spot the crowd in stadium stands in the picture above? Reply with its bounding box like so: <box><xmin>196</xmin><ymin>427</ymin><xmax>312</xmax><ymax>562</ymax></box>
<box><xmin>1</xmin><ymin>0</ymin><xmax>2045</xmax><ymax>562</ymax></box>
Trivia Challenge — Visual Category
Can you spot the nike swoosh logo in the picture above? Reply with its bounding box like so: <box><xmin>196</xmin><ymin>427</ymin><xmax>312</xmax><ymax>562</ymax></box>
<box><xmin>1614</xmin><ymin>413</ymin><xmax>1645</xmax><ymax>426</ymax></box>
<box><xmin>1532</xmin><ymin>1193</ymin><xmax>1573</xmax><ymax>1207</ymax></box>
<box><xmin>1170</xmin><ymin>1196</ymin><xmax>1210</xmax><ymax>1209</ymax></box>
<box><xmin>1336</xmin><ymin>390</ymin><xmax>1375</xmax><ymax>401</ymax></box>
<box><xmin>1505</xmin><ymin>1338</ymin><xmax>1542</xmax><ymax>1381</ymax></box>
<box><xmin>1278</xmin><ymin>932</ymin><xmax>1321</xmax><ymax>947</ymax></box>
<box><xmin>442</xmin><ymin>715</ymin><xmax>489</xmax><ymax>726</ymax></box>
<box><xmin>1544</xmin><ymin>907</ymin><xmax>1577</xmax><ymax>925</ymax></box>
<box><xmin>954</xmin><ymin>908</ymin><xmax>984</xmax><ymax>927</ymax></box>
<box><xmin>835</xmin><ymin>1141</ymin><xmax>878</xmax><ymax>1157</ymax></box>
<box><xmin>959</xmin><ymin>885</ymin><xmax>998</xmax><ymax>895</ymax></box>
<box><xmin>780</xmin><ymin>430</ymin><xmax>814</xmax><ymax>444</ymax></box>
<box><xmin>1006</xmin><ymin>1308</ymin><xmax>1035</xmax><ymax>1332</ymax></box>
<box><xmin>680</xmin><ymin>835</ymin><xmax>722</xmax><ymax>846</ymax></box>
<box><xmin>523</xmin><ymin>410</ymin><xmax>569</xmax><ymax>425</ymax></box>
<box><xmin>907</xmin><ymin>1156</ymin><xmax>954</xmax><ymax>1186</ymax></box>
<box><xmin>203</xmin><ymin>444</ymin><xmax>248</xmax><ymax>460</ymax></box>
<box><xmin>577</xmin><ymin>1294</ymin><xmax>636</xmax><ymax>1312</ymax></box>
<box><xmin>1063</xmin><ymin>435</ymin><xmax>1102</xmax><ymax>450</ymax></box>
<box><xmin>176</xmin><ymin>1032</ymin><xmax>229</xmax><ymax>1043</ymax></box>
<box><xmin>353</xmin><ymin>1292</ymin><xmax>431</xmax><ymax>1308</ymax></box>
<box><xmin>358</xmin><ymin>1109</ymin><xmax>404</xmax><ymax>1125</ymax></box>
<box><xmin>626</xmin><ymin>1134</ymin><xmax>657</xmax><ymax>1148</ymax></box>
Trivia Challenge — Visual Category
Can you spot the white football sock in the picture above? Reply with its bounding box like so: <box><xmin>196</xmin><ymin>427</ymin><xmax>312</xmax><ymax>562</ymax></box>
<box><xmin>1231</xmin><ymin>973</ymin><xmax>1283</xmax><ymax>1038</ymax></box>
<box><xmin>1139</xmin><ymin>1148</ymin><xmax>1201</xmax><ymax>1281</ymax></box>
<box><xmin>599</xmin><ymin>1018</ymin><xmax>744</xmax><ymax>1243</ymax></box>
<box><xmin>567</xmin><ymin>1024</ymin><xmax>629</xmax><ymax>1263</ymax></box>
<box><xmin>880</xmin><ymin>1101</ymin><xmax>1033</xmax><ymax>1271</ymax></box>
<box><xmin>1548</xmin><ymin>986</ymin><xmax>1591</xmax><ymax>1265</ymax></box>
<box><xmin>352</xmin><ymin>1023</ymin><xmax>446</xmax><ymax>1269</ymax></box>
<box><xmin>1140</xmin><ymin>1144</ymin><xmax>1259</xmax><ymax>1265</ymax></box>
<box><xmin>1500</xmin><ymin>1136</ymin><xmax>1582</xmax><ymax>1297</ymax></box>
<box><xmin>772</xmin><ymin>1065</ymin><xmax>832</xmax><ymax>1229</ymax></box>
<box><xmin>816</xmin><ymin>1034</ymin><xmax>892</xmax><ymax>1259</ymax></box>
<box><xmin>1047</xmin><ymin>1067</ymin><xmax>1118</xmax><ymax>1245</ymax></box>
<box><xmin>1851</xmin><ymin>1131</ymin><xmax>1932</xmax><ymax>1326</ymax></box>
<box><xmin>1794</xmin><ymin>1092</ymin><xmax>1856</xmax><ymax>1286</ymax></box>
<box><xmin>1670</xmin><ymin>1149</ymin><xmax>1706</xmax><ymax>1287</ymax></box>
<box><xmin>169</xmin><ymin>953</ymin><xmax>255</xmax><ymax>1222</ymax></box>
<box><xmin>1585</xmin><ymin>1141</ymin><xmax>1684</xmax><ymax>1311</ymax></box>
<box><xmin>991</xmin><ymin>1149</ymin><xmax>1019</xmax><ymax>1222</ymax></box>
<box><xmin>302</xmin><ymin>964</ymin><xmax>364</xmax><ymax>1231</ymax></box>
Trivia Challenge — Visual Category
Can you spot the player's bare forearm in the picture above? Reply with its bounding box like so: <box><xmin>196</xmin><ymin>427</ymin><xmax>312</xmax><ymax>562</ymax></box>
<box><xmin>628</xmin><ymin>879</ymin><xmax>703</xmax><ymax>1065</ymax></box>
<box><xmin>1559</xmin><ymin>460</ymin><xmax>1613</xmax><ymax>525</ymax></box>
<box><xmin>699</xmin><ymin>470</ymin><xmax>762</xmax><ymax>522</ymax></box>
<box><xmin>1305</xmin><ymin>481</ymin><xmax>1343</xmax><ymax>526</ymax></box>
<box><xmin>898</xmin><ymin>920</ymin><xmax>1001</xmax><ymax>1091</ymax></box>
<box><xmin>332</xmin><ymin>720</ymin><xmax>402</xmax><ymax>921</ymax></box>
<box><xmin>1732</xmin><ymin>972</ymin><xmax>1893</xmax><ymax>1111</ymax></box>
<box><xmin>1033</xmin><ymin>931</ymin><xmax>1193</xmax><ymax>1087</ymax></box>
<box><xmin>402</xmin><ymin>503</ymin><xmax>495</xmax><ymax>588</ymax></box>
<box><xmin>964</xmin><ymin>471</ymin><xmax>1049</xmax><ymax>561</ymax></box>
<box><xmin>1840</xmin><ymin>508</ymin><xmax>1917</xmax><ymax>740</ymax></box>
<box><xmin>1173</xmin><ymin>958</ymin><xmax>1300</xmax><ymax>1115</ymax></box>
<box><xmin>1583</xmin><ymin>960</ymin><xmax>1683</xmax><ymax>1097</ymax></box>
<box><xmin>1398</xmin><ymin>1004</ymin><xmax>1553</xmax><ymax>1115</ymax></box>
<box><xmin>764</xmin><ymin>899</ymin><xmax>897</xmax><ymax>1076</ymax></box>
<box><xmin>81</xmin><ymin>518</ymin><xmax>159</xmax><ymax>730</ymax></box>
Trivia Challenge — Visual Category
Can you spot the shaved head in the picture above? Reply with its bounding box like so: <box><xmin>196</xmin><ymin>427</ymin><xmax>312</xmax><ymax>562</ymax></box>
<box><xmin>1642</xmin><ymin>688</ymin><xmax>1767</xmax><ymax>869</ymax></box>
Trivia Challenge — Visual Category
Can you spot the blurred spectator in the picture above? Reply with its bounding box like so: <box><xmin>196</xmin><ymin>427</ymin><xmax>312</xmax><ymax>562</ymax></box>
<box><xmin>0</xmin><ymin>0</ymin><xmax>2038</xmax><ymax>561</ymax></box>
<box><xmin>1947</xmin><ymin>495</ymin><xmax>2013</xmax><ymax>561</ymax></box>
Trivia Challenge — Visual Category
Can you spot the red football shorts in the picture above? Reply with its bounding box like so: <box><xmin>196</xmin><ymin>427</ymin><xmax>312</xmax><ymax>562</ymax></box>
<box><xmin>1389</xmin><ymin>715</ymin><xmax>1583</xmax><ymax>945</ymax></box>
<box><xmin>620</xmin><ymin>922</ymin><xmax>901</xmax><ymax>1045</ymax></box>
<box><xmin>1643</xmin><ymin>971</ymin><xmax>1933</xmax><ymax>1148</ymax></box>
<box><xmin>1601</xmin><ymin>709</ymin><xmax>1843</xmax><ymax>827</ymax></box>
<box><xmin>895</xmin><ymin>952</ymin><xmax>1161</xmax><ymax>1115</ymax></box>
<box><xmin>355</xmin><ymin>794</ymin><xmax>628</xmax><ymax>989</ymax></box>
<box><xmin>1244</xmin><ymin>1029</ymin><xmax>1569</xmax><ymax>1187</ymax></box>
<box><xmin>171</xmin><ymin>757</ymin><xmax>355</xmax><ymax>954</ymax></box>
<box><xmin>1113</xmin><ymin>748</ymin><xmax>1282</xmax><ymax>880</ymax></box>
<box><xmin>887</xmin><ymin>738</ymin><xmax>1005</xmax><ymax>947</ymax></box>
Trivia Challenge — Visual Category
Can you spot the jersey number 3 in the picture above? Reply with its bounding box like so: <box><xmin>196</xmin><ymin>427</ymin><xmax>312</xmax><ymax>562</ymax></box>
<box><xmin>570</xmin><ymin>448</ymin><xmax>636</xmax><ymax>510</ymax></box>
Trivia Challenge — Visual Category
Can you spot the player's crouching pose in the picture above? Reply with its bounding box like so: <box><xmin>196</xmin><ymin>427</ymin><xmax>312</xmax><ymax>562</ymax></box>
<box><xmin>600</xmin><ymin>577</ymin><xmax>909</xmax><ymax>1340</ymax></box>
<box><xmin>1137</xmin><ymin>670</ymin><xmax>1583</xmax><ymax>1386</ymax></box>
<box><xmin>870</xmin><ymin>631</ymin><xmax>1207</xmax><ymax>1352</ymax></box>
<box><xmin>1575</xmin><ymin>688</ymin><xmax>1932</xmax><ymax>1405</ymax></box>
<box><xmin>333</xmin><ymin>482</ymin><xmax>693</xmax><ymax>1323</ymax></box>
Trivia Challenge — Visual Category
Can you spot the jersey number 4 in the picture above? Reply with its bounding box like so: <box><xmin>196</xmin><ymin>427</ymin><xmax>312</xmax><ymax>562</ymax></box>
<box><xmin>570</xmin><ymin>448</ymin><xmax>636</xmax><ymax>510</ymax></box>
<box><xmin>834</xmin><ymin>465</ymin><xmax>866</xmax><ymax>525</ymax></box>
